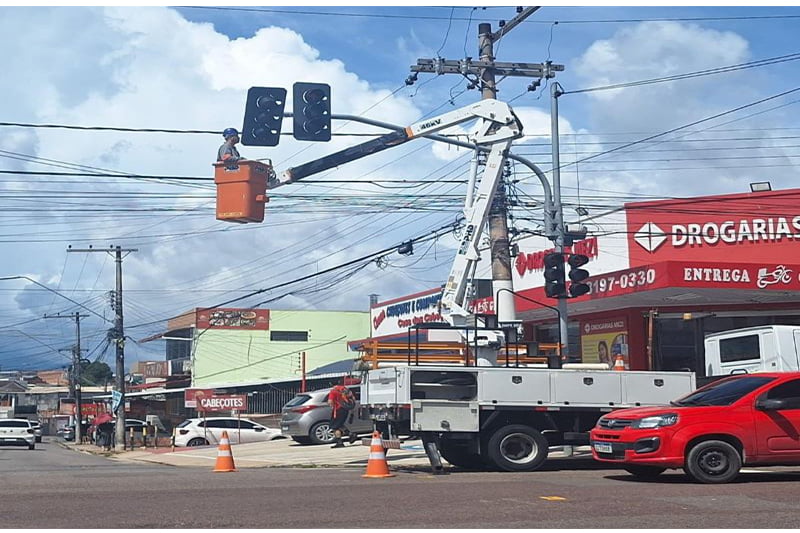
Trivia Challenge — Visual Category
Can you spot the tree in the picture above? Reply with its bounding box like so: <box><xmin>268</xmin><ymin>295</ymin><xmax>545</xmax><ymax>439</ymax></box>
<box><xmin>80</xmin><ymin>361</ymin><xmax>113</xmax><ymax>387</ymax></box>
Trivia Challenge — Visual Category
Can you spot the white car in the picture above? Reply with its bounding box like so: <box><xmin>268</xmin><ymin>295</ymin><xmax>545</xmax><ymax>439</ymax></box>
<box><xmin>0</xmin><ymin>419</ymin><xmax>36</xmax><ymax>450</ymax></box>
<box><xmin>174</xmin><ymin>417</ymin><xmax>282</xmax><ymax>447</ymax></box>
<box><xmin>29</xmin><ymin>420</ymin><xmax>42</xmax><ymax>443</ymax></box>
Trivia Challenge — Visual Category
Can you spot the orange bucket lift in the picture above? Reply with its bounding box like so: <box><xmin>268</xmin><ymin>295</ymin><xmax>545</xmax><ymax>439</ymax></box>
<box><xmin>213</xmin><ymin>160</ymin><xmax>273</xmax><ymax>223</ymax></box>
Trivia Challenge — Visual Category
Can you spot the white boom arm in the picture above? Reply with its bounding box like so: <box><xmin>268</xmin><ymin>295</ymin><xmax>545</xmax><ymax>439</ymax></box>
<box><xmin>270</xmin><ymin>99</ymin><xmax>524</xmax><ymax>364</ymax></box>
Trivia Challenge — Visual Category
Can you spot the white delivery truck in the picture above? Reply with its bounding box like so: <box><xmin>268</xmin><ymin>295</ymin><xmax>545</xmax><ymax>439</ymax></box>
<box><xmin>704</xmin><ymin>325</ymin><xmax>800</xmax><ymax>376</ymax></box>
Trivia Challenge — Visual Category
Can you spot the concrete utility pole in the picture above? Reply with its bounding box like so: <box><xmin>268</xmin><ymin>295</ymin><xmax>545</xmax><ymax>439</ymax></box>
<box><xmin>410</xmin><ymin>7</ymin><xmax>564</xmax><ymax>327</ymax></box>
<box><xmin>45</xmin><ymin>312</ymin><xmax>88</xmax><ymax>443</ymax></box>
<box><xmin>68</xmin><ymin>245</ymin><xmax>137</xmax><ymax>450</ymax></box>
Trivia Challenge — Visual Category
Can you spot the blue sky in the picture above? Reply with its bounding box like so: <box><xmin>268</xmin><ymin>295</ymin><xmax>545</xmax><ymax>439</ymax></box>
<box><xmin>1</xmin><ymin>5</ymin><xmax>800</xmax><ymax>372</ymax></box>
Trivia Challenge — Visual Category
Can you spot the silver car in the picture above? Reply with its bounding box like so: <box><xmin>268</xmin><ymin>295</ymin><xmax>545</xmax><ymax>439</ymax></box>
<box><xmin>280</xmin><ymin>387</ymin><xmax>372</xmax><ymax>445</ymax></box>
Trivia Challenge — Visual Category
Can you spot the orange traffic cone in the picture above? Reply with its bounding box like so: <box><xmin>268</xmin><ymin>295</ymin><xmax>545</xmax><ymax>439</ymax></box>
<box><xmin>362</xmin><ymin>431</ymin><xmax>395</xmax><ymax>479</ymax></box>
<box><xmin>613</xmin><ymin>355</ymin><xmax>626</xmax><ymax>371</ymax></box>
<box><xmin>212</xmin><ymin>430</ymin><xmax>237</xmax><ymax>472</ymax></box>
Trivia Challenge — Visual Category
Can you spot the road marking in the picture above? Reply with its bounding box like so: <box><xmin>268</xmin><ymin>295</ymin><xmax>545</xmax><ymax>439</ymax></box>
<box><xmin>539</xmin><ymin>496</ymin><xmax>567</xmax><ymax>501</ymax></box>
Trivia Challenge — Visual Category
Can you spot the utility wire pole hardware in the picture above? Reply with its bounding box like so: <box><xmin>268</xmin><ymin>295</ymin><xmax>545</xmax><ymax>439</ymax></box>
<box><xmin>409</xmin><ymin>6</ymin><xmax>566</xmax><ymax>340</ymax></box>
<box><xmin>68</xmin><ymin>245</ymin><xmax>137</xmax><ymax>450</ymax></box>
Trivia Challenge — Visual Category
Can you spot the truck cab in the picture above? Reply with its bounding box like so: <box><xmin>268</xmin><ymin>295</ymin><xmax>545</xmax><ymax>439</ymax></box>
<box><xmin>704</xmin><ymin>325</ymin><xmax>800</xmax><ymax>377</ymax></box>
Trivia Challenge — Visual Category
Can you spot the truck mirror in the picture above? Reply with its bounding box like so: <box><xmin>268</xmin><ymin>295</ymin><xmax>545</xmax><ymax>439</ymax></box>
<box><xmin>756</xmin><ymin>398</ymin><xmax>787</xmax><ymax>411</ymax></box>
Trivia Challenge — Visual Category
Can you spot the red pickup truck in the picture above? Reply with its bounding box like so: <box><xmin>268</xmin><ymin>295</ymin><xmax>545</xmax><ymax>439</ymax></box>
<box><xmin>590</xmin><ymin>372</ymin><xmax>800</xmax><ymax>483</ymax></box>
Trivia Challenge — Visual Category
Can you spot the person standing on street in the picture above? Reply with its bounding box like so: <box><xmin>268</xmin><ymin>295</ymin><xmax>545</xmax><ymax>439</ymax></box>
<box><xmin>217</xmin><ymin>128</ymin><xmax>242</xmax><ymax>165</ymax></box>
<box><xmin>327</xmin><ymin>383</ymin><xmax>357</xmax><ymax>448</ymax></box>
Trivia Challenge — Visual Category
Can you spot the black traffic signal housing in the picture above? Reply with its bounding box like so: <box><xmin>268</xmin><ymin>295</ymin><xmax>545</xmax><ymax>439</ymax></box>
<box><xmin>241</xmin><ymin>87</ymin><xmax>286</xmax><ymax>147</ymax></box>
<box><xmin>567</xmin><ymin>254</ymin><xmax>590</xmax><ymax>297</ymax></box>
<box><xmin>293</xmin><ymin>82</ymin><xmax>331</xmax><ymax>141</ymax></box>
<box><xmin>543</xmin><ymin>252</ymin><xmax>567</xmax><ymax>299</ymax></box>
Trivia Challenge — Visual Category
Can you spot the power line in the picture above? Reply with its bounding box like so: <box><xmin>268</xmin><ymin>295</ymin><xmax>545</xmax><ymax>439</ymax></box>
<box><xmin>563</xmin><ymin>52</ymin><xmax>800</xmax><ymax>95</ymax></box>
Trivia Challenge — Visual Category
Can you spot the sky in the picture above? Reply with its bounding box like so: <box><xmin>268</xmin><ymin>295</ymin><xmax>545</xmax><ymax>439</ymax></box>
<box><xmin>2</xmin><ymin>3</ymin><xmax>800</xmax><ymax>371</ymax></box>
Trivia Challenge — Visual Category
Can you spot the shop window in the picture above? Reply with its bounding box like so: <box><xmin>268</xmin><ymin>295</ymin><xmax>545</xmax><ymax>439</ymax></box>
<box><xmin>270</xmin><ymin>331</ymin><xmax>308</xmax><ymax>342</ymax></box>
<box><xmin>719</xmin><ymin>335</ymin><xmax>760</xmax><ymax>363</ymax></box>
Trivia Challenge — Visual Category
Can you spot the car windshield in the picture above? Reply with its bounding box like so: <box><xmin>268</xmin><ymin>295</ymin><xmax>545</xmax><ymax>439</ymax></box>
<box><xmin>672</xmin><ymin>376</ymin><xmax>775</xmax><ymax>407</ymax></box>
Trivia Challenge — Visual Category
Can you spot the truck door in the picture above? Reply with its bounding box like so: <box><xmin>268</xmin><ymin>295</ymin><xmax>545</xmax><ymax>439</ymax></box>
<box><xmin>753</xmin><ymin>378</ymin><xmax>800</xmax><ymax>461</ymax></box>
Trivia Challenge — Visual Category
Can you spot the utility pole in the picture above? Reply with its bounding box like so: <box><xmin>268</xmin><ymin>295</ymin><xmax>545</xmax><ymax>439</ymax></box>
<box><xmin>68</xmin><ymin>245</ymin><xmax>137</xmax><ymax>450</ymax></box>
<box><xmin>409</xmin><ymin>7</ymin><xmax>564</xmax><ymax>327</ymax></box>
<box><xmin>549</xmin><ymin>82</ymin><xmax>571</xmax><ymax>357</ymax></box>
<box><xmin>46</xmin><ymin>312</ymin><xmax>88</xmax><ymax>443</ymax></box>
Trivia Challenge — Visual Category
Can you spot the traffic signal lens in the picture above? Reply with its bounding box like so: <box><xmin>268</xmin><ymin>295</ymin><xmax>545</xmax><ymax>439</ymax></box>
<box><xmin>303</xmin><ymin>89</ymin><xmax>326</xmax><ymax>105</ymax></box>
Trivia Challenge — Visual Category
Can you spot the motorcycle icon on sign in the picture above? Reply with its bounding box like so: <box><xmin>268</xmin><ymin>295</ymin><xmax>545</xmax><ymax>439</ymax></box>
<box><xmin>757</xmin><ymin>265</ymin><xmax>793</xmax><ymax>289</ymax></box>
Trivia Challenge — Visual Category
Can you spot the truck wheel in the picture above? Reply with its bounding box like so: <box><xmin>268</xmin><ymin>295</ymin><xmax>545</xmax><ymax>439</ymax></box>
<box><xmin>487</xmin><ymin>425</ymin><xmax>548</xmax><ymax>472</ymax></box>
<box><xmin>624</xmin><ymin>465</ymin><xmax>666</xmax><ymax>479</ymax></box>
<box><xmin>439</xmin><ymin>440</ymin><xmax>486</xmax><ymax>469</ymax></box>
<box><xmin>309</xmin><ymin>421</ymin><xmax>334</xmax><ymax>445</ymax></box>
<box><xmin>684</xmin><ymin>440</ymin><xmax>741</xmax><ymax>484</ymax></box>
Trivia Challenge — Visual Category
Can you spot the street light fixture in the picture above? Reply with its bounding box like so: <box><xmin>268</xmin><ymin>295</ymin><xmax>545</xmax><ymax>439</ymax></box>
<box><xmin>749</xmin><ymin>181</ymin><xmax>771</xmax><ymax>192</ymax></box>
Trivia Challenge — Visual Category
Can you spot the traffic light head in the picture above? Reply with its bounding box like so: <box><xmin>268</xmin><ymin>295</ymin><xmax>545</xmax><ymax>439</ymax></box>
<box><xmin>543</xmin><ymin>252</ymin><xmax>567</xmax><ymax>299</ymax></box>
<box><xmin>567</xmin><ymin>253</ymin><xmax>590</xmax><ymax>297</ymax></box>
<box><xmin>241</xmin><ymin>87</ymin><xmax>286</xmax><ymax>147</ymax></box>
<box><xmin>293</xmin><ymin>82</ymin><xmax>331</xmax><ymax>141</ymax></box>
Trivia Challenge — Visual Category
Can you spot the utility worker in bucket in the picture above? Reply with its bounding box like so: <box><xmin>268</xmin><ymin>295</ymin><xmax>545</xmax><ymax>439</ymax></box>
<box><xmin>327</xmin><ymin>383</ymin><xmax>358</xmax><ymax>448</ymax></box>
<box><xmin>217</xmin><ymin>128</ymin><xmax>242</xmax><ymax>165</ymax></box>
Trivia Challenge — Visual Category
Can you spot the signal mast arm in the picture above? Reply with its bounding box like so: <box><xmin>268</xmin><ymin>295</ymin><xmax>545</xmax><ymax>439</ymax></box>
<box><xmin>268</xmin><ymin>99</ymin><xmax>523</xmax><ymax>340</ymax></box>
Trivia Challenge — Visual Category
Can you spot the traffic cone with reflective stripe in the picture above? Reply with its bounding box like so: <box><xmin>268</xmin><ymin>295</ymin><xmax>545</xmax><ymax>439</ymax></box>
<box><xmin>362</xmin><ymin>431</ymin><xmax>395</xmax><ymax>478</ymax></box>
<box><xmin>212</xmin><ymin>430</ymin><xmax>237</xmax><ymax>472</ymax></box>
<box><xmin>613</xmin><ymin>355</ymin><xmax>625</xmax><ymax>371</ymax></box>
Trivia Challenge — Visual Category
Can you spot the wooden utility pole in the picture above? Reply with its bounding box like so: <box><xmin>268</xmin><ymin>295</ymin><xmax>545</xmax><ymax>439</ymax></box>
<box><xmin>68</xmin><ymin>244</ymin><xmax>137</xmax><ymax>450</ymax></box>
<box><xmin>410</xmin><ymin>7</ymin><xmax>563</xmax><ymax>326</ymax></box>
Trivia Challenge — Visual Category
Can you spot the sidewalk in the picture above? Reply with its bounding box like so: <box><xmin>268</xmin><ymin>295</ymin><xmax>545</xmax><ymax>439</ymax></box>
<box><xmin>59</xmin><ymin>437</ymin><xmax>591</xmax><ymax>470</ymax></box>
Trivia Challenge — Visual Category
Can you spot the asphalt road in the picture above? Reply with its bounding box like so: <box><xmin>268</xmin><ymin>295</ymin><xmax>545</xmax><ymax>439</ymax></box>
<box><xmin>5</xmin><ymin>438</ymin><xmax>800</xmax><ymax>528</ymax></box>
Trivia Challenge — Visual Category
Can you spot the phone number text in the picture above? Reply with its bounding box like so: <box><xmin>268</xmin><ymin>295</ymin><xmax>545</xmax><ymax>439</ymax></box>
<box><xmin>589</xmin><ymin>268</ymin><xmax>656</xmax><ymax>295</ymax></box>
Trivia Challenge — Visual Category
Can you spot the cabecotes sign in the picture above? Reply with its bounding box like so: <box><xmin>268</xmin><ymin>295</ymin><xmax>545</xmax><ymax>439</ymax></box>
<box><xmin>196</xmin><ymin>395</ymin><xmax>247</xmax><ymax>412</ymax></box>
<box><xmin>626</xmin><ymin>188</ymin><xmax>800</xmax><ymax>267</ymax></box>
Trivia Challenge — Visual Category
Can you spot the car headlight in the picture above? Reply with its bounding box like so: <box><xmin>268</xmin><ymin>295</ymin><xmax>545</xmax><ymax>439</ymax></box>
<box><xmin>631</xmin><ymin>413</ymin><xmax>678</xmax><ymax>429</ymax></box>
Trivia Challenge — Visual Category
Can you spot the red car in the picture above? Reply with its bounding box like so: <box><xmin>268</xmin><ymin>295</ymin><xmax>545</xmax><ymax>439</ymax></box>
<box><xmin>590</xmin><ymin>372</ymin><xmax>800</xmax><ymax>483</ymax></box>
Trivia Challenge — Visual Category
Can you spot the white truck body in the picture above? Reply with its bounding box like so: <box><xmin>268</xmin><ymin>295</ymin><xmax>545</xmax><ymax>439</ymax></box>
<box><xmin>704</xmin><ymin>325</ymin><xmax>800</xmax><ymax>376</ymax></box>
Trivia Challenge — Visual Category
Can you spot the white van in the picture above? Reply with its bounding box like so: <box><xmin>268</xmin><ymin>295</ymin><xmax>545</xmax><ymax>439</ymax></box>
<box><xmin>704</xmin><ymin>325</ymin><xmax>800</xmax><ymax>377</ymax></box>
<box><xmin>0</xmin><ymin>419</ymin><xmax>36</xmax><ymax>450</ymax></box>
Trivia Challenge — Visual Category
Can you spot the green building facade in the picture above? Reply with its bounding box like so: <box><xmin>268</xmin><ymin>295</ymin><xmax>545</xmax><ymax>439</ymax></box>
<box><xmin>191</xmin><ymin>309</ymin><xmax>369</xmax><ymax>387</ymax></box>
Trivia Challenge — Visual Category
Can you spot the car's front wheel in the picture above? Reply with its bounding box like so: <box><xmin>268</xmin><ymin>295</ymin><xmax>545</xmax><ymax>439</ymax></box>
<box><xmin>291</xmin><ymin>436</ymin><xmax>312</xmax><ymax>445</ymax></box>
<box><xmin>309</xmin><ymin>421</ymin><xmax>334</xmax><ymax>445</ymax></box>
<box><xmin>684</xmin><ymin>440</ymin><xmax>741</xmax><ymax>484</ymax></box>
<box><xmin>186</xmin><ymin>438</ymin><xmax>209</xmax><ymax>447</ymax></box>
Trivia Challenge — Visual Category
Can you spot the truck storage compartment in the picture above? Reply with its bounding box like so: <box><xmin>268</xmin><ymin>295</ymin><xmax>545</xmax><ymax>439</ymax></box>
<box><xmin>621</xmin><ymin>371</ymin><xmax>696</xmax><ymax>405</ymax></box>
<box><xmin>410</xmin><ymin>370</ymin><xmax>477</xmax><ymax>401</ymax></box>
<box><xmin>412</xmin><ymin>400</ymin><xmax>479</xmax><ymax>432</ymax></box>
<box><xmin>479</xmin><ymin>369</ymin><xmax>551</xmax><ymax>404</ymax></box>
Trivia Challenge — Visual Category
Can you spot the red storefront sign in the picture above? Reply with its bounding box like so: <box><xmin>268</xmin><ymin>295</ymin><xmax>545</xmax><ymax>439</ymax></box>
<box><xmin>516</xmin><ymin>260</ymin><xmax>800</xmax><ymax>312</ymax></box>
<box><xmin>196</xmin><ymin>308</ymin><xmax>269</xmax><ymax>330</ymax></box>
<box><xmin>197</xmin><ymin>395</ymin><xmax>247</xmax><ymax>412</ymax></box>
<box><xmin>514</xmin><ymin>237</ymin><xmax>599</xmax><ymax>277</ymax></box>
<box><xmin>626</xmin><ymin>189</ymin><xmax>800</xmax><ymax>267</ymax></box>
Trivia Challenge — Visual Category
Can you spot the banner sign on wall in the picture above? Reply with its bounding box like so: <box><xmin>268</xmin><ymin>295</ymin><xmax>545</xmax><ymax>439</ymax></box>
<box><xmin>580</xmin><ymin>318</ymin><xmax>629</xmax><ymax>368</ymax></box>
<box><xmin>196</xmin><ymin>308</ymin><xmax>270</xmax><ymax>330</ymax></box>
<box><xmin>371</xmin><ymin>288</ymin><xmax>445</xmax><ymax>337</ymax></box>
